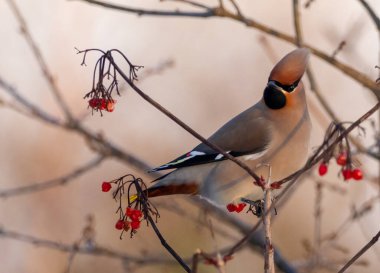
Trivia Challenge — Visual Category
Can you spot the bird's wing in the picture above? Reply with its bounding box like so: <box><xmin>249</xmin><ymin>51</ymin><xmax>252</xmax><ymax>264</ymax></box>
<box><xmin>150</xmin><ymin>103</ymin><xmax>271</xmax><ymax>172</ymax></box>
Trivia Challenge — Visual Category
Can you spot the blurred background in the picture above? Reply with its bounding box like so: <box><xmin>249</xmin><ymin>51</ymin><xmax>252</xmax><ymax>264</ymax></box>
<box><xmin>0</xmin><ymin>0</ymin><xmax>379</xmax><ymax>272</ymax></box>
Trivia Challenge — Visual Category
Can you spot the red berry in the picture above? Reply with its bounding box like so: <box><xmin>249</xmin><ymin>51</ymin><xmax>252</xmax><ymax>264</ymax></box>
<box><xmin>352</xmin><ymin>168</ymin><xmax>363</xmax><ymax>181</ymax></box>
<box><xmin>336</xmin><ymin>153</ymin><xmax>347</xmax><ymax>166</ymax></box>
<box><xmin>235</xmin><ymin>203</ymin><xmax>247</xmax><ymax>213</ymax></box>
<box><xmin>270</xmin><ymin>182</ymin><xmax>282</xmax><ymax>189</ymax></box>
<box><xmin>226</xmin><ymin>203</ymin><xmax>237</xmax><ymax>212</ymax></box>
<box><xmin>101</xmin><ymin>182</ymin><xmax>112</xmax><ymax>192</ymax></box>
<box><xmin>318</xmin><ymin>163</ymin><xmax>328</xmax><ymax>176</ymax></box>
<box><xmin>115</xmin><ymin>219</ymin><xmax>125</xmax><ymax>230</ymax></box>
<box><xmin>132</xmin><ymin>209</ymin><xmax>143</xmax><ymax>218</ymax></box>
<box><xmin>131</xmin><ymin>221</ymin><xmax>141</xmax><ymax>230</ymax></box>
<box><xmin>342</xmin><ymin>169</ymin><xmax>352</xmax><ymax>181</ymax></box>
<box><xmin>126</xmin><ymin>207</ymin><xmax>134</xmax><ymax>217</ymax></box>
<box><xmin>130</xmin><ymin>213</ymin><xmax>140</xmax><ymax>221</ymax></box>
<box><xmin>100</xmin><ymin>99</ymin><xmax>107</xmax><ymax>110</ymax></box>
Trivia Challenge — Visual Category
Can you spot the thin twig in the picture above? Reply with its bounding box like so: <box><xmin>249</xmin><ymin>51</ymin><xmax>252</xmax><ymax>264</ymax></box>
<box><xmin>322</xmin><ymin>194</ymin><xmax>379</xmax><ymax>243</ymax></box>
<box><xmin>7</xmin><ymin>0</ymin><xmax>73</xmax><ymax>119</ymax></box>
<box><xmin>357</xmin><ymin>0</ymin><xmax>380</xmax><ymax>31</ymax></box>
<box><xmin>313</xmin><ymin>182</ymin><xmax>323</xmax><ymax>266</ymax></box>
<box><xmin>75</xmin><ymin>0</ymin><xmax>380</xmax><ymax>95</ymax></box>
<box><xmin>191</xmin><ymin>248</ymin><xmax>201</xmax><ymax>273</ymax></box>
<box><xmin>0</xmin><ymin>76</ymin><xmax>62</xmax><ymax>126</ymax></box>
<box><xmin>134</xmin><ymin>181</ymin><xmax>191</xmax><ymax>273</ymax></box>
<box><xmin>224</xmin><ymin>102</ymin><xmax>380</xmax><ymax>257</ymax></box>
<box><xmin>276</xmin><ymin>102</ymin><xmax>380</xmax><ymax>187</ymax></box>
<box><xmin>292</xmin><ymin>0</ymin><xmax>378</xmax><ymax>162</ymax></box>
<box><xmin>91</xmin><ymin>50</ymin><xmax>261</xmax><ymax>182</ymax></box>
<box><xmin>0</xmin><ymin>226</ymin><xmax>173</xmax><ymax>265</ymax></box>
<box><xmin>192</xmin><ymin>198</ymin><xmax>298</xmax><ymax>273</ymax></box>
<box><xmin>166</xmin><ymin>0</ymin><xmax>209</xmax><ymax>10</ymax></box>
<box><xmin>0</xmin><ymin>75</ymin><xmax>154</xmax><ymax>173</ymax></box>
<box><xmin>0</xmin><ymin>156</ymin><xmax>105</xmax><ymax>198</ymax></box>
<box><xmin>75</xmin><ymin>0</ymin><xmax>214</xmax><ymax>17</ymax></box>
<box><xmin>228</xmin><ymin>0</ymin><xmax>245</xmax><ymax>19</ymax></box>
<box><xmin>337</xmin><ymin>229</ymin><xmax>380</xmax><ymax>273</ymax></box>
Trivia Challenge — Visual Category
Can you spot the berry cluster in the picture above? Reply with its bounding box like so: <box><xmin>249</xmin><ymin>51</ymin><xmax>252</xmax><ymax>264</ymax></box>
<box><xmin>88</xmin><ymin>98</ymin><xmax>116</xmax><ymax>112</ymax></box>
<box><xmin>78</xmin><ymin>48</ymin><xmax>143</xmax><ymax>116</ymax></box>
<box><xmin>101</xmin><ymin>175</ymin><xmax>160</xmax><ymax>238</ymax></box>
<box><xmin>318</xmin><ymin>151</ymin><xmax>363</xmax><ymax>181</ymax></box>
<box><xmin>115</xmin><ymin>207</ymin><xmax>143</xmax><ymax>231</ymax></box>
<box><xmin>317</xmin><ymin>122</ymin><xmax>364</xmax><ymax>182</ymax></box>
<box><xmin>226</xmin><ymin>203</ymin><xmax>247</xmax><ymax>213</ymax></box>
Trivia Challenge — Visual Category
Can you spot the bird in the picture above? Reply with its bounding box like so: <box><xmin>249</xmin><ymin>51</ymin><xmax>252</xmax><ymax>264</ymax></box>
<box><xmin>131</xmin><ymin>48</ymin><xmax>311</xmax><ymax>207</ymax></box>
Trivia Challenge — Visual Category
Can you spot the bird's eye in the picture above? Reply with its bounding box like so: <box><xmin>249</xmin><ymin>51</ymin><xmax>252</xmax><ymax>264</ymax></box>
<box><xmin>271</xmin><ymin>79</ymin><xmax>300</xmax><ymax>93</ymax></box>
<box><xmin>263</xmin><ymin>84</ymin><xmax>286</xmax><ymax>110</ymax></box>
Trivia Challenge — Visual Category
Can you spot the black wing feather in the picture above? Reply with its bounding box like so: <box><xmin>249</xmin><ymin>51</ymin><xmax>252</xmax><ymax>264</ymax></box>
<box><xmin>150</xmin><ymin>150</ymin><xmax>250</xmax><ymax>172</ymax></box>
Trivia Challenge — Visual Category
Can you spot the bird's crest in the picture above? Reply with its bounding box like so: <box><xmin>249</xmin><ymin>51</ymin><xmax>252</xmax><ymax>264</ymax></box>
<box><xmin>269</xmin><ymin>48</ymin><xmax>310</xmax><ymax>85</ymax></box>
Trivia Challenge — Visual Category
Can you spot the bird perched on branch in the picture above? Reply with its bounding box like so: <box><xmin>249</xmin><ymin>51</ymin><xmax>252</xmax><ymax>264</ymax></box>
<box><xmin>133</xmin><ymin>48</ymin><xmax>311</xmax><ymax>206</ymax></box>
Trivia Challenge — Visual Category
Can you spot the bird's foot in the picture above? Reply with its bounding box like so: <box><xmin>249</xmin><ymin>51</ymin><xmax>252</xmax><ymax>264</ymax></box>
<box><xmin>240</xmin><ymin>197</ymin><xmax>278</xmax><ymax>217</ymax></box>
<box><xmin>240</xmin><ymin>198</ymin><xmax>265</xmax><ymax>217</ymax></box>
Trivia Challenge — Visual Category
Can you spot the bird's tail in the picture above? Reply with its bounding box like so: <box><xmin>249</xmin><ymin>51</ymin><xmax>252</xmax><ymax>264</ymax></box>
<box><xmin>128</xmin><ymin>183</ymin><xmax>198</xmax><ymax>203</ymax></box>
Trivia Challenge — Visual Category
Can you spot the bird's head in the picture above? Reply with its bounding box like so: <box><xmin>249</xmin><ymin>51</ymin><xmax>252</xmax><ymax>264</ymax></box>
<box><xmin>263</xmin><ymin>48</ymin><xmax>310</xmax><ymax>110</ymax></box>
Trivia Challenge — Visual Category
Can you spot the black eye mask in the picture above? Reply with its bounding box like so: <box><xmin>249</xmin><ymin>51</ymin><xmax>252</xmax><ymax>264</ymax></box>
<box><xmin>270</xmin><ymin>79</ymin><xmax>301</xmax><ymax>93</ymax></box>
<box><xmin>263</xmin><ymin>79</ymin><xmax>301</xmax><ymax>109</ymax></box>
<box><xmin>263</xmin><ymin>83</ymin><xmax>286</xmax><ymax>109</ymax></box>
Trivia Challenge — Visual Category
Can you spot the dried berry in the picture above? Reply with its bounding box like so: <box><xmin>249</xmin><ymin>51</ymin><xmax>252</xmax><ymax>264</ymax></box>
<box><xmin>106</xmin><ymin>100</ymin><xmax>116</xmax><ymax>112</ymax></box>
<box><xmin>123</xmin><ymin>221</ymin><xmax>131</xmax><ymax>231</ymax></box>
<box><xmin>270</xmin><ymin>181</ymin><xmax>282</xmax><ymax>189</ymax></box>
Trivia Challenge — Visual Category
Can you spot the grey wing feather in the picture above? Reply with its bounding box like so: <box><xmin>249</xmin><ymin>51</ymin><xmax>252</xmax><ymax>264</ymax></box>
<box><xmin>151</xmin><ymin>103</ymin><xmax>271</xmax><ymax>172</ymax></box>
<box><xmin>195</xmin><ymin>103</ymin><xmax>271</xmax><ymax>154</ymax></box>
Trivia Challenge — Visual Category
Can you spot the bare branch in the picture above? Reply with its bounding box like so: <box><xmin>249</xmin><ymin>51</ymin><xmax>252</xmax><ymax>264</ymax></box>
<box><xmin>337</xmin><ymin>229</ymin><xmax>380</xmax><ymax>273</ymax></box>
<box><xmin>0</xmin><ymin>226</ymin><xmax>173</xmax><ymax>265</ymax></box>
<box><xmin>7</xmin><ymin>0</ymin><xmax>73</xmax><ymax>119</ymax></box>
<box><xmin>74</xmin><ymin>0</ymin><xmax>214</xmax><ymax>17</ymax></box>
<box><xmin>78</xmin><ymin>49</ymin><xmax>262</xmax><ymax>182</ymax></box>
<box><xmin>222</xmin><ymin>102</ymin><xmax>380</xmax><ymax>259</ymax></box>
<box><xmin>323</xmin><ymin>194</ymin><xmax>380</xmax><ymax>242</ymax></box>
<box><xmin>194</xmin><ymin>198</ymin><xmax>298</xmax><ymax>273</ymax></box>
<box><xmin>165</xmin><ymin>0</ymin><xmax>210</xmax><ymax>10</ymax></box>
<box><xmin>0</xmin><ymin>76</ymin><xmax>62</xmax><ymax>126</ymax></box>
<box><xmin>0</xmin><ymin>156</ymin><xmax>105</xmax><ymax>198</ymax></box>
<box><xmin>0</xmin><ymin>76</ymin><xmax>154</xmax><ymax>172</ymax></box>
<box><xmin>134</xmin><ymin>181</ymin><xmax>191</xmax><ymax>273</ymax></box>
<box><xmin>228</xmin><ymin>0</ymin><xmax>245</xmax><ymax>19</ymax></box>
<box><xmin>75</xmin><ymin>0</ymin><xmax>380</xmax><ymax>96</ymax></box>
<box><xmin>357</xmin><ymin>0</ymin><xmax>380</xmax><ymax>31</ymax></box>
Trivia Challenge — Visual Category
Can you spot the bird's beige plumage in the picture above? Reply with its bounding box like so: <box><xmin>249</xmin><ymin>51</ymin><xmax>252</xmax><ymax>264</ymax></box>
<box><xmin>142</xmin><ymin>48</ymin><xmax>311</xmax><ymax>205</ymax></box>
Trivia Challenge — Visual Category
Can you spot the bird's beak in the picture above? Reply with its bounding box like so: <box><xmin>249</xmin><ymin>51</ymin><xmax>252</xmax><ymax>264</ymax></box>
<box><xmin>268</xmin><ymin>48</ymin><xmax>310</xmax><ymax>86</ymax></box>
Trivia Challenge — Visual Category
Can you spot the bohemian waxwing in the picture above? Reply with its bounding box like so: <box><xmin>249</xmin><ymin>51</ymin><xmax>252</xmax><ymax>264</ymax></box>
<box><xmin>137</xmin><ymin>48</ymin><xmax>311</xmax><ymax>205</ymax></box>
